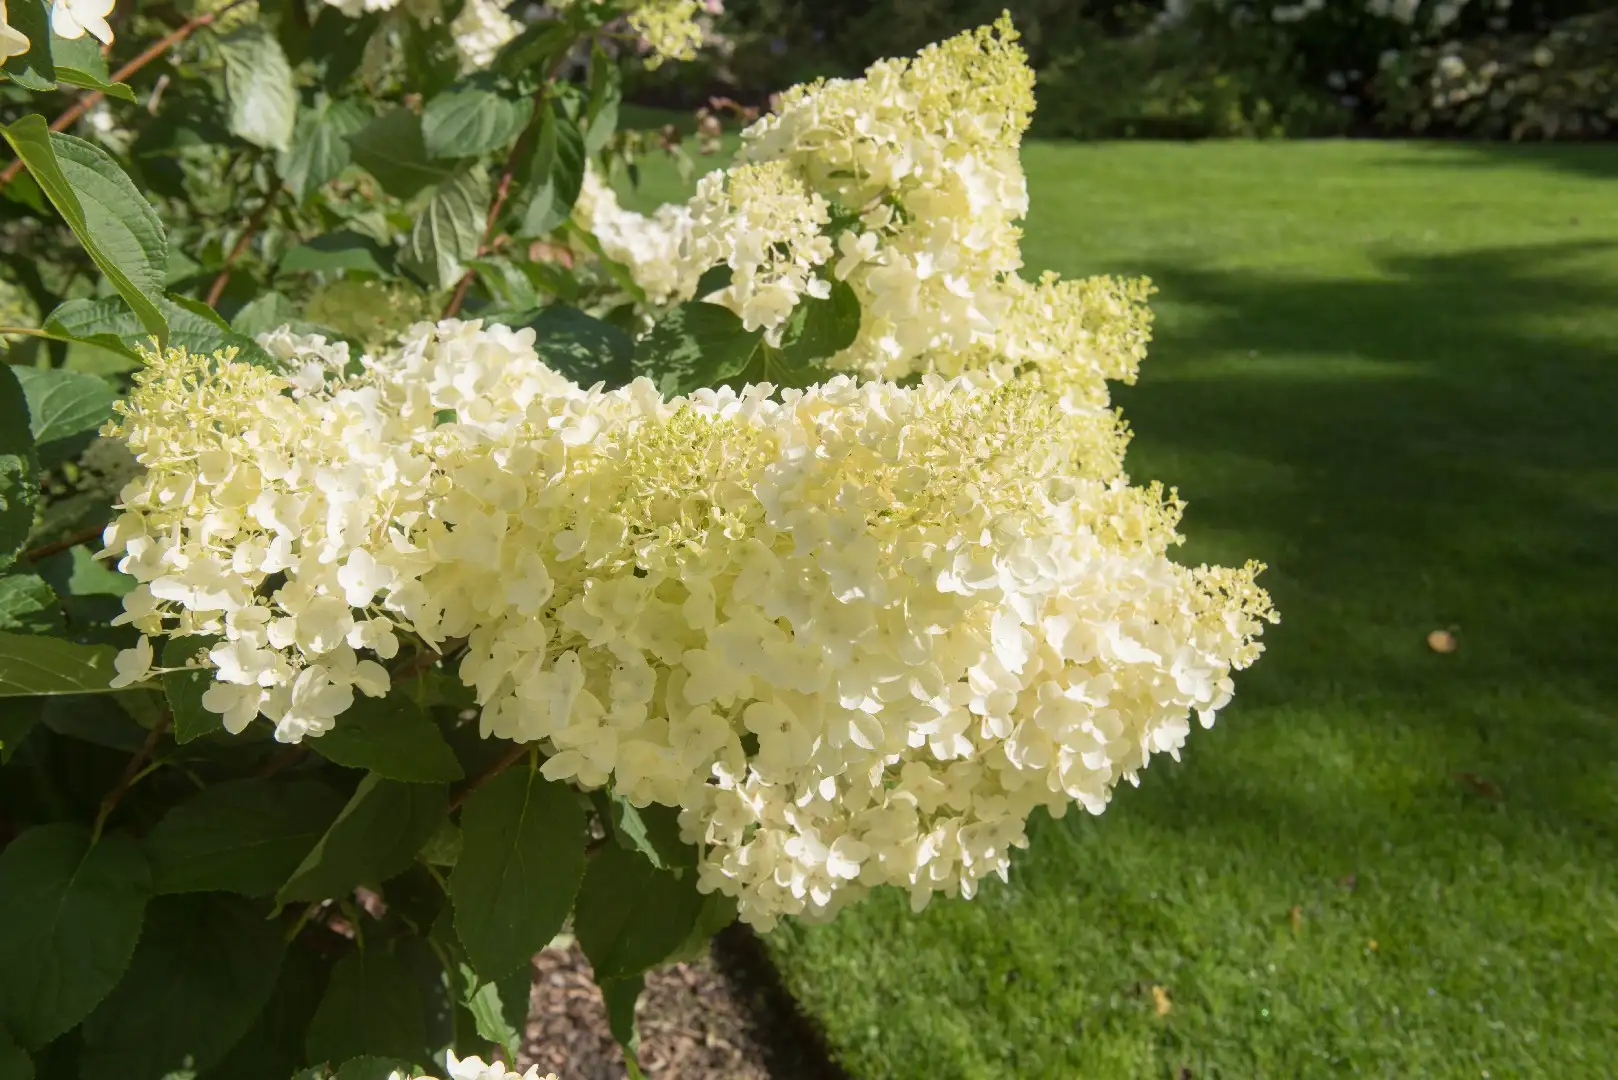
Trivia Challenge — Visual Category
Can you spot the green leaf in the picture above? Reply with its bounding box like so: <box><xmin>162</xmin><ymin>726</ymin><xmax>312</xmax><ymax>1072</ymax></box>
<box><xmin>0</xmin><ymin>0</ymin><xmax>54</xmax><ymax>90</ymax></box>
<box><xmin>607</xmin><ymin>795</ymin><xmax>696</xmax><ymax>871</ymax></box>
<box><xmin>332</xmin><ymin>1057</ymin><xmax>418</xmax><ymax>1080</ymax></box>
<box><xmin>199</xmin><ymin>948</ymin><xmax>327</xmax><ymax>1080</ymax></box>
<box><xmin>0</xmin><ymin>364</ymin><xmax>40</xmax><ymax>569</ymax></box>
<box><xmin>347</xmin><ymin>109</ymin><xmax>457</xmax><ymax>201</ymax></box>
<box><xmin>0</xmin><ymin>824</ymin><xmax>150</xmax><ymax>1049</ymax></box>
<box><xmin>399</xmin><ymin>168</ymin><xmax>489</xmax><ymax>291</ymax></box>
<box><xmin>280</xmin><ymin>99</ymin><xmax>370</xmax><ymax>203</ymax></box>
<box><xmin>51</xmin><ymin>34</ymin><xmax>134</xmax><ymax>102</ymax></box>
<box><xmin>583</xmin><ymin>44</ymin><xmax>622</xmax><ymax>155</ymax></box>
<box><xmin>422</xmin><ymin>82</ymin><xmax>530</xmax><ymax>160</ymax></box>
<box><xmin>521</xmin><ymin>304</ymin><xmax>633</xmax><ymax>389</ymax></box>
<box><xmin>492</xmin><ymin>20</ymin><xmax>575</xmax><ymax>78</ymax></box>
<box><xmin>308</xmin><ymin>695</ymin><xmax>464</xmax><ymax>783</ymax></box>
<box><xmin>631</xmin><ymin>301</ymin><xmax>764</xmax><ymax>397</ymax></box>
<box><xmin>0</xmin><ymin>119</ymin><xmax>168</xmax><ymax>344</ymax></box>
<box><xmin>278</xmin><ymin>774</ymin><xmax>449</xmax><ymax>904</ymax></box>
<box><xmin>0</xmin><ymin>575</ymin><xmax>64</xmax><ymax>635</ymax></box>
<box><xmin>218</xmin><ymin>25</ymin><xmax>298</xmax><ymax>153</ymax></box>
<box><xmin>776</xmin><ymin>278</ymin><xmax>861</xmax><ymax>370</ymax></box>
<box><xmin>281</xmin><ymin>230</ymin><xmax>397</xmax><ymax>277</ymax></box>
<box><xmin>10</xmin><ymin>367</ymin><xmax>114</xmax><ymax>468</ymax></box>
<box><xmin>0</xmin><ymin>698</ymin><xmax>41</xmax><ymax>763</ymax></box>
<box><xmin>305</xmin><ymin>950</ymin><xmax>427</xmax><ymax>1067</ymax></box>
<box><xmin>450</xmin><ymin>764</ymin><xmax>586</xmax><ymax>979</ymax></box>
<box><xmin>79</xmin><ymin>894</ymin><xmax>285</xmax><ymax>1080</ymax></box>
<box><xmin>518</xmin><ymin>101</ymin><xmax>585</xmax><ymax>238</ymax></box>
<box><xmin>146</xmin><ymin>778</ymin><xmax>348</xmax><ymax>897</ymax></box>
<box><xmin>600</xmin><ymin>974</ymin><xmax>644</xmax><ymax>1076</ymax></box>
<box><xmin>461</xmin><ymin>966</ymin><xmax>528</xmax><ymax>1062</ymax></box>
<box><xmin>0</xmin><ymin>631</ymin><xmax>119</xmax><ymax>697</ymax></box>
<box><xmin>44</xmin><ymin>296</ymin><xmax>274</xmax><ymax>368</ymax></box>
<box><xmin>573</xmin><ymin>843</ymin><xmax>706</xmax><ymax>981</ymax></box>
<box><xmin>161</xmin><ymin>634</ymin><xmax>222</xmax><ymax>743</ymax></box>
<box><xmin>0</xmin><ymin>1025</ymin><xmax>30</xmax><ymax>1080</ymax></box>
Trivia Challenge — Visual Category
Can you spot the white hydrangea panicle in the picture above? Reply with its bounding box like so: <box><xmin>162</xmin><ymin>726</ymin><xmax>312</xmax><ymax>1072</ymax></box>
<box><xmin>550</xmin><ymin>0</ymin><xmax>706</xmax><ymax>66</ymax></box>
<box><xmin>574</xmin><ymin>168</ymin><xmax>697</xmax><ymax>305</ymax></box>
<box><xmin>388</xmin><ymin>1054</ymin><xmax>557</xmax><ymax>1080</ymax></box>
<box><xmin>104</xmin><ymin>18</ymin><xmax>1275</xmax><ymax>930</ymax></box>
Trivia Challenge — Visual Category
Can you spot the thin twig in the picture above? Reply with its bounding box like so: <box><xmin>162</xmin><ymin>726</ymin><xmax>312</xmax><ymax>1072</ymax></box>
<box><xmin>448</xmin><ymin>742</ymin><xmax>530</xmax><ymax>813</ymax></box>
<box><xmin>92</xmin><ymin>714</ymin><xmax>171</xmax><ymax>840</ymax></box>
<box><xmin>442</xmin><ymin>98</ymin><xmax>542</xmax><ymax>319</ymax></box>
<box><xmin>205</xmin><ymin>180</ymin><xmax>283</xmax><ymax>307</ymax></box>
<box><xmin>23</xmin><ymin>522</ymin><xmax>108</xmax><ymax>564</ymax></box>
<box><xmin>0</xmin><ymin>0</ymin><xmax>256</xmax><ymax>187</ymax></box>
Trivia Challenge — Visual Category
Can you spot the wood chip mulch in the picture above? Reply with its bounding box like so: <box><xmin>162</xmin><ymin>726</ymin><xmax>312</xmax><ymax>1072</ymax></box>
<box><xmin>521</xmin><ymin>928</ymin><xmax>846</xmax><ymax>1080</ymax></box>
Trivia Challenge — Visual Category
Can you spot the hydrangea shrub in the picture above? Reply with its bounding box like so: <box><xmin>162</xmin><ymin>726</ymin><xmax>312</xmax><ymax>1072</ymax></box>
<box><xmin>0</xmin><ymin>4</ymin><xmax>1273</xmax><ymax>1077</ymax></box>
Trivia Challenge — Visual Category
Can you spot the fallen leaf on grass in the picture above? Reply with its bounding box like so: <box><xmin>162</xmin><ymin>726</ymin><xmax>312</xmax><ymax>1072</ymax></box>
<box><xmin>1426</xmin><ymin>629</ymin><xmax>1458</xmax><ymax>653</ymax></box>
<box><xmin>1152</xmin><ymin>985</ymin><xmax>1172</xmax><ymax>1016</ymax></box>
<box><xmin>1455</xmin><ymin>772</ymin><xmax>1503</xmax><ymax>800</ymax></box>
<box><xmin>1289</xmin><ymin>905</ymin><xmax>1304</xmax><ymax>933</ymax></box>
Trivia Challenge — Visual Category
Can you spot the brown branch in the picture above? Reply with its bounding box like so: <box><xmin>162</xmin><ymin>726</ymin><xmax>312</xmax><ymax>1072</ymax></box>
<box><xmin>205</xmin><ymin>180</ymin><xmax>283</xmax><ymax>307</ymax></box>
<box><xmin>93</xmin><ymin>714</ymin><xmax>171</xmax><ymax>839</ymax></box>
<box><xmin>22</xmin><ymin>522</ymin><xmax>108</xmax><ymax>563</ymax></box>
<box><xmin>442</xmin><ymin>94</ymin><xmax>547</xmax><ymax>319</ymax></box>
<box><xmin>0</xmin><ymin>0</ymin><xmax>255</xmax><ymax>188</ymax></box>
<box><xmin>448</xmin><ymin>741</ymin><xmax>530</xmax><ymax>813</ymax></box>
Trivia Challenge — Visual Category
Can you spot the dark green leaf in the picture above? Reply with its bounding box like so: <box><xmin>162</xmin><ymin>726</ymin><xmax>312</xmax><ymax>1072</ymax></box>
<box><xmin>518</xmin><ymin>102</ymin><xmax>585</xmax><ymax>238</ymax></box>
<box><xmin>607</xmin><ymin>795</ymin><xmax>696</xmax><ymax>871</ymax></box>
<box><xmin>492</xmin><ymin>20</ymin><xmax>575</xmax><ymax>78</ymax></box>
<box><xmin>278</xmin><ymin>774</ymin><xmax>449</xmax><ymax>904</ymax></box>
<box><xmin>0</xmin><ymin>632</ymin><xmax>119</xmax><ymax>697</ymax></box>
<box><xmin>10</xmin><ymin>367</ymin><xmax>113</xmax><ymax>468</ymax></box>
<box><xmin>0</xmin><ymin>120</ymin><xmax>168</xmax><ymax>343</ymax></box>
<box><xmin>521</xmin><ymin>304</ymin><xmax>633</xmax><ymax>389</ymax></box>
<box><xmin>308</xmin><ymin>695</ymin><xmax>464</xmax><ymax>783</ymax></box>
<box><xmin>450</xmin><ymin>763</ymin><xmax>586</xmax><ymax>979</ymax></box>
<box><xmin>146</xmin><ymin>777</ymin><xmax>348</xmax><ymax>896</ymax></box>
<box><xmin>0</xmin><ymin>1025</ymin><xmax>29</xmax><ymax>1080</ymax></box>
<box><xmin>631</xmin><ymin>301</ymin><xmax>764</xmax><ymax>397</ymax></box>
<box><xmin>423</xmin><ymin>82</ymin><xmax>530</xmax><ymax>160</ymax></box>
<box><xmin>0</xmin><ymin>825</ymin><xmax>150</xmax><ymax>1049</ymax></box>
<box><xmin>0</xmin><ymin>357</ymin><xmax>41</xmax><ymax>568</ymax></box>
<box><xmin>200</xmin><ymin>948</ymin><xmax>327</xmax><ymax>1080</ymax></box>
<box><xmin>0</xmin><ymin>575</ymin><xmax>63</xmax><ymax>635</ymax></box>
<box><xmin>400</xmin><ymin>168</ymin><xmax>489</xmax><ymax>290</ymax></box>
<box><xmin>1</xmin><ymin>0</ymin><xmax>53</xmax><ymax>89</ymax></box>
<box><xmin>305</xmin><ymin>950</ymin><xmax>427</xmax><ymax>1066</ymax></box>
<box><xmin>332</xmin><ymin>1057</ymin><xmax>417</xmax><ymax>1080</ymax></box>
<box><xmin>159</xmin><ymin>635</ymin><xmax>218</xmax><ymax>743</ymax></box>
<box><xmin>347</xmin><ymin>109</ymin><xmax>457</xmax><ymax>201</ymax></box>
<box><xmin>776</xmin><ymin>278</ymin><xmax>861</xmax><ymax>370</ymax></box>
<box><xmin>574</xmin><ymin>843</ymin><xmax>705</xmax><ymax>980</ymax></box>
<box><xmin>218</xmin><ymin>25</ymin><xmax>298</xmax><ymax>153</ymax></box>
<box><xmin>280</xmin><ymin>99</ymin><xmax>370</xmax><ymax>203</ymax></box>
<box><xmin>310</xmin><ymin>6</ymin><xmax>379</xmax><ymax>91</ymax></box>
<box><xmin>281</xmin><ymin>230</ymin><xmax>397</xmax><ymax>277</ymax></box>
<box><xmin>0</xmin><ymin>698</ymin><xmax>42</xmax><ymax>763</ymax></box>
<box><xmin>79</xmin><ymin>894</ymin><xmax>285</xmax><ymax>1079</ymax></box>
<box><xmin>600</xmin><ymin>975</ymin><xmax>644</xmax><ymax>1075</ymax></box>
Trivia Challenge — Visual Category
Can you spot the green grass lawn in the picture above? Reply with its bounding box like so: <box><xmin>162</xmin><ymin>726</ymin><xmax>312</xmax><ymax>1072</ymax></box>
<box><xmin>625</xmin><ymin>140</ymin><xmax>1618</xmax><ymax>1078</ymax></box>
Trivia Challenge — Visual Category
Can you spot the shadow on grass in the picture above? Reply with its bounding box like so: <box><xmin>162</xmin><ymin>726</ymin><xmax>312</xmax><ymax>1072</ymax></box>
<box><xmin>1106</xmin><ymin>238</ymin><xmax>1618</xmax><ymax>843</ymax></box>
<box><xmin>1370</xmin><ymin>141</ymin><xmax>1618</xmax><ymax>181</ymax></box>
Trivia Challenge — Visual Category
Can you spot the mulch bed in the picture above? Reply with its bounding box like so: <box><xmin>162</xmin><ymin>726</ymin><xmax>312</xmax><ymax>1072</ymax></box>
<box><xmin>521</xmin><ymin>927</ymin><xmax>846</xmax><ymax>1080</ymax></box>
